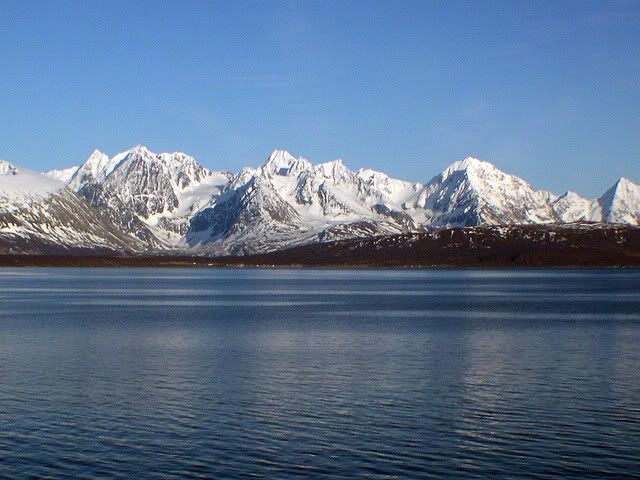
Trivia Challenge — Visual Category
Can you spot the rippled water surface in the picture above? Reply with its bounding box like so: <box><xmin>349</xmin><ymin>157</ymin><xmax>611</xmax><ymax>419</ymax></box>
<box><xmin>1</xmin><ymin>268</ymin><xmax>639</xmax><ymax>479</ymax></box>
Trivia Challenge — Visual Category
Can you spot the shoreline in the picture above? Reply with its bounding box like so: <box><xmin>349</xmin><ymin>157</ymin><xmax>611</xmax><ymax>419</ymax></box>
<box><xmin>1</xmin><ymin>254</ymin><xmax>639</xmax><ymax>269</ymax></box>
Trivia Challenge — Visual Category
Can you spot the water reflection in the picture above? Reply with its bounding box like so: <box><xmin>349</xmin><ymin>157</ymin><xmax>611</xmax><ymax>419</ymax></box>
<box><xmin>0</xmin><ymin>268</ymin><xmax>638</xmax><ymax>478</ymax></box>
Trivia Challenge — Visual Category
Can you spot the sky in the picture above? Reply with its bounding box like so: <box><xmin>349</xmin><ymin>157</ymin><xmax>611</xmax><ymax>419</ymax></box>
<box><xmin>0</xmin><ymin>0</ymin><xmax>638</xmax><ymax>197</ymax></box>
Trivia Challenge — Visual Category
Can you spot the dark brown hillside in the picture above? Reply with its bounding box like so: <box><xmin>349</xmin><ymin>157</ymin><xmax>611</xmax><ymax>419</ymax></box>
<box><xmin>1</xmin><ymin>224</ymin><xmax>639</xmax><ymax>268</ymax></box>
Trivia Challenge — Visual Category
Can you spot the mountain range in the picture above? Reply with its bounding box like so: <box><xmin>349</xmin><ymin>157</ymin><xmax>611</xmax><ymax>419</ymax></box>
<box><xmin>1</xmin><ymin>145</ymin><xmax>638</xmax><ymax>255</ymax></box>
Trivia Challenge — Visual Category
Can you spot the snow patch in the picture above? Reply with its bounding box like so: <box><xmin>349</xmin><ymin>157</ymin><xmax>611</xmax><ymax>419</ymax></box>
<box><xmin>0</xmin><ymin>160</ymin><xmax>65</xmax><ymax>201</ymax></box>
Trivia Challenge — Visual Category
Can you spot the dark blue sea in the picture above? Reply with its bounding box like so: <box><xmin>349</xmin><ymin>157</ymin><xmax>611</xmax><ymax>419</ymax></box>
<box><xmin>0</xmin><ymin>268</ymin><xmax>639</xmax><ymax>479</ymax></box>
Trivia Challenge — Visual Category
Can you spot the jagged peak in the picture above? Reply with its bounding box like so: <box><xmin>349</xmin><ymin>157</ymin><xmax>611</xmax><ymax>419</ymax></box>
<box><xmin>97</xmin><ymin>145</ymin><xmax>205</xmax><ymax>169</ymax></box>
<box><xmin>442</xmin><ymin>157</ymin><xmax>497</xmax><ymax>177</ymax></box>
<box><xmin>126</xmin><ymin>144</ymin><xmax>153</xmax><ymax>156</ymax></box>
<box><xmin>316</xmin><ymin>158</ymin><xmax>350</xmax><ymax>179</ymax></box>
<box><xmin>262</xmin><ymin>149</ymin><xmax>312</xmax><ymax>176</ymax></box>
<box><xmin>125</xmin><ymin>145</ymin><xmax>192</xmax><ymax>160</ymax></box>
<box><xmin>0</xmin><ymin>159</ymin><xmax>18</xmax><ymax>175</ymax></box>
<box><xmin>597</xmin><ymin>176</ymin><xmax>640</xmax><ymax>223</ymax></box>
<box><xmin>603</xmin><ymin>177</ymin><xmax>626</xmax><ymax>195</ymax></box>
<box><xmin>264</xmin><ymin>149</ymin><xmax>297</xmax><ymax>167</ymax></box>
<box><xmin>88</xmin><ymin>148</ymin><xmax>106</xmax><ymax>158</ymax></box>
<box><xmin>600</xmin><ymin>176</ymin><xmax>640</xmax><ymax>204</ymax></box>
<box><xmin>615</xmin><ymin>177</ymin><xmax>639</xmax><ymax>190</ymax></box>
<box><xmin>116</xmin><ymin>146</ymin><xmax>206</xmax><ymax>171</ymax></box>
<box><xmin>84</xmin><ymin>149</ymin><xmax>109</xmax><ymax>164</ymax></box>
<box><xmin>269</xmin><ymin>148</ymin><xmax>295</xmax><ymax>160</ymax></box>
<box><xmin>73</xmin><ymin>149</ymin><xmax>111</xmax><ymax>180</ymax></box>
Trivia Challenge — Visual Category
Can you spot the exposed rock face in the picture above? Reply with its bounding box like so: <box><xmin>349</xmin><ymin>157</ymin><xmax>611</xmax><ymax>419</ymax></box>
<box><xmin>2</xmin><ymin>146</ymin><xmax>639</xmax><ymax>255</ymax></box>
<box><xmin>186</xmin><ymin>150</ymin><xmax>423</xmax><ymax>254</ymax></box>
<box><xmin>67</xmin><ymin>146</ymin><xmax>231</xmax><ymax>247</ymax></box>
<box><xmin>0</xmin><ymin>161</ymin><xmax>143</xmax><ymax>254</ymax></box>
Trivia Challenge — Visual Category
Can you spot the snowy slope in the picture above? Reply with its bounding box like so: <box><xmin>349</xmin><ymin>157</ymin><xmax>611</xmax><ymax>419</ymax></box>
<box><xmin>0</xmin><ymin>161</ymin><xmax>144</xmax><ymax>253</ymax></box>
<box><xmin>549</xmin><ymin>191</ymin><xmax>599</xmax><ymax>223</ymax></box>
<box><xmin>10</xmin><ymin>147</ymin><xmax>638</xmax><ymax>255</ymax></box>
<box><xmin>187</xmin><ymin>150</ymin><xmax>423</xmax><ymax>254</ymax></box>
<box><xmin>45</xmin><ymin>166</ymin><xmax>79</xmax><ymax>183</ymax></box>
<box><xmin>403</xmin><ymin>157</ymin><xmax>558</xmax><ymax>226</ymax></box>
<box><xmin>1</xmin><ymin>160</ymin><xmax>65</xmax><ymax>200</ymax></box>
<box><xmin>597</xmin><ymin>177</ymin><xmax>640</xmax><ymax>224</ymax></box>
<box><xmin>67</xmin><ymin>146</ymin><xmax>231</xmax><ymax>246</ymax></box>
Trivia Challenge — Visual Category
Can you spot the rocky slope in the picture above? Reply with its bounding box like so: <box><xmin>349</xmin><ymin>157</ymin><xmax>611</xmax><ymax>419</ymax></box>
<box><xmin>0</xmin><ymin>160</ymin><xmax>144</xmax><ymax>254</ymax></box>
<box><xmin>3</xmin><ymin>223</ymin><xmax>638</xmax><ymax>268</ymax></box>
<box><xmin>208</xmin><ymin>223</ymin><xmax>640</xmax><ymax>268</ymax></box>
<box><xmin>187</xmin><ymin>150</ymin><xmax>423</xmax><ymax>254</ymax></box>
<box><xmin>1</xmin><ymin>145</ymin><xmax>638</xmax><ymax>255</ymax></box>
<box><xmin>67</xmin><ymin>146</ymin><xmax>231</xmax><ymax>247</ymax></box>
<box><xmin>187</xmin><ymin>152</ymin><xmax>640</xmax><ymax>254</ymax></box>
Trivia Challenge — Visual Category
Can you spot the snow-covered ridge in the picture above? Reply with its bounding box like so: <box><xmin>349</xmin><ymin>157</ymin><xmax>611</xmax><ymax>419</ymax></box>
<box><xmin>0</xmin><ymin>159</ymin><xmax>145</xmax><ymax>253</ymax></box>
<box><xmin>45</xmin><ymin>165</ymin><xmax>79</xmax><ymax>183</ymax></box>
<box><xmin>185</xmin><ymin>150</ymin><xmax>426</xmax><ymax>254</ymax></box>
<box><xmin>0</xmin><ymin>160</ymin><xmax>65</xmax><ymax>201</ymax></box>
<box><xmin>63</xmin><ymin>145</ymin><xmax>232</xmax><ymax>246</ymax></box>
<box><xmin>2</xmin><ymin>145</ymin><xmax>636</xmax><ymax>255</ymax></box>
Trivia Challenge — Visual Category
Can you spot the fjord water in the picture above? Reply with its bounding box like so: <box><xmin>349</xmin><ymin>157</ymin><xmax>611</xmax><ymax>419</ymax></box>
<box><xmin>0</xmin><ymin>269</ymin><xmax>639</xmax><ymax>479</ymax></box>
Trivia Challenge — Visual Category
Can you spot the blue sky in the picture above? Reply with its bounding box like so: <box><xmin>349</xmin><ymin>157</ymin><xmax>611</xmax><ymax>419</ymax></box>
<box><xmin>1</xmin><ymin>0</ymin><xmax>638</xmax><ymax>197</ymax></box>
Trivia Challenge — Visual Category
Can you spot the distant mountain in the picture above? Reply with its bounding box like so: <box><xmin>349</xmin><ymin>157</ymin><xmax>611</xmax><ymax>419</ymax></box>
<box><xmin>67</xmin><ymin>146</ymin><xmax>231</xmax><ymax>247</ymax></box>
<box><xmin>1</xmin><ymin>145</ymin><xmax>638</xmax><ymax>255</ymax></box>
<box><xmin>187</xmin><ymin>150</ymin><xmax>422</xmax><ymax>254</ymax></box>
<box><xmin>0</xmin><ymin>160</ymin><xmax>143</xmax><ymax>254</ymax></box>
<box><xmin>403</xmin><ymin>157</ymin><xmax>558</xmax><ymax>226</ymax></box>
<box><xmin>187</xmin><ymin>152</ymin><xmax>640</xmax><ymax>253</ymax></box>
<box><xmin>597</xmin><ymin>177</ymin><xmax>640</xmax><ymax>224</ymax></box>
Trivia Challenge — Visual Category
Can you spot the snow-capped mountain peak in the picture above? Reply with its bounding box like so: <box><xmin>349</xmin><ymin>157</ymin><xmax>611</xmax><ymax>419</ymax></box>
<box><xmin>443</xmin><ymin>156</ymin><xmax>485</xmax><ymax>172</ymax></box>
<box><xmin>598</xmin><ymin>177</ymin><xmax>640</xmax><ymax>224</ymax></box>
<box><xmin>6</xmin><ymin>147</ymin><xmax>640</xmax><ymax>256</ymax></box>
<box><xmin>187</xmin><ymin>151</ymin><xmax>426</xmax><ymax>254</ymax></box>
<box><xmin>262</xmin><ymin>150</ymin><xmax>312</xmax><ymax>177</ymax></box>
<box><xmin>549</xmin><ymin>190</ymin><xmax>596</xmax><ymax>223</ymax></box>
<box><xmin>68</xmin><ymin>149</ymin><xmax>112</xmax><ymax>188</ymax></box>
<box><xmin>64</xmin><ymin>145</ymin><xmax>231</xmax><ymax>247</ymax></box>
<box><xmin>0</xmin><ymin>158</ymin><xmax>146</xmax><ymax>253</ymax></box>
<box><xmin>265</xmin><ymin>149</ymin><xmax>296</xmax><ymax>167</ymax></box>
<box><xmin>316</xmin><ymin>159</ymin><xmax>351</xmax><ymax>181</ymax></box>
<box><xmin>405</xmin><ymin>157</ymin><xmax>557</xmax><ymax>226</ymax></box>
<box><xmin>439</xmin><ymin>156</ymin><xmax>509</xmax><ymax>189</ymax></box>
<box><xmin>128</xmin><ymin>144</ymin><xmax>151</xmax><ymax>155</ymax></box>
<box><xmin>612</xmin><ymin>177</ymin><xmax>639</xmax><ymax>195</ymax></box>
